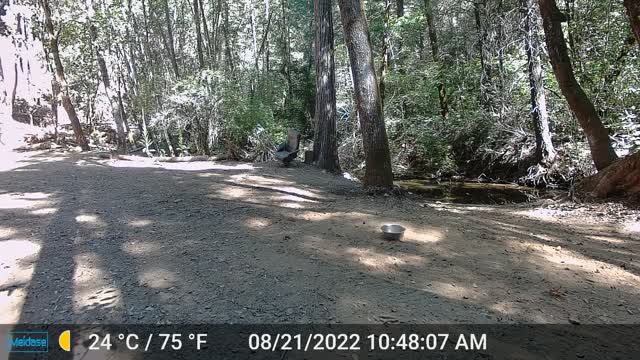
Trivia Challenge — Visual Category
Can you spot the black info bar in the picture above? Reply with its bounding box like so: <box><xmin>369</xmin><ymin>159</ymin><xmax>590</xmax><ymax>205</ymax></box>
<box><xmin>2</xmin><ymin>324</ymin><xmax>638</xmax><ymax>359</ymax></box>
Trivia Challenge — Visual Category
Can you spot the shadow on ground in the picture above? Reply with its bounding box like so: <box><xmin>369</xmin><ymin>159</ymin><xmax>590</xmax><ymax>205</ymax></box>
<box><xmin>0</xmin><ymin>151</ymin><xmax>638</xmax><ymax>330</ymax></box>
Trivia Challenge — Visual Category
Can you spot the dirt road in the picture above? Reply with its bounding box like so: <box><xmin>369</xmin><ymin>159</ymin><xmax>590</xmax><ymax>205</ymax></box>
<box><xmin>0</xmin><ymin>150</ymin><xmax>638</xmax><ymax>324</ymax></box>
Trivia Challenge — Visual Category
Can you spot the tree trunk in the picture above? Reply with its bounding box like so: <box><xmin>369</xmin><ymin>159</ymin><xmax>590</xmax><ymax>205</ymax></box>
<box><xmin>193</xmin><ymin>0</ymin><xmax>205</xmax><ymax>69</ymax></box>
<box><xmin>524</xmin><ymin>0</ymin><xmax>555</xmax><ymax>165</ymax></box>
<box><xmin>163</xmin><ymin>0</ymin><xmax>180</xmax><ymax>77</ymax></box>
<box><xmin>281</xmin><ymin>0</ymin><xmax>292</xmax><ymax>98</ymax></box>
<box><xmin>579</xmin><ymin>152</ymin><xmax>640</xmax><ymax>198</ymax></box>
<box><xmin>199</xmin><ymin>0</ymin><xmax>213</xmax><ymax>63</ymax></box>
<box><xmin>89</xmin><ymin>24</ymin><xmax>128</xmax><ymax>154</ymax></box>
<box><xmin>424</xmin><ymin>0</ymin><xmax>438</xmax><ymax>60</ymax></box>
<box><xmin>474</xmin><ymin>0</ymin><xmax>493</xmax><ymax>110</ymax></box>
<box><xmin>338</xmin><ymin>0</ymin><xmax>393</xmax><ymax>188</ymax></box>
<box><xmin>396</xmin><ymin>0</ymin><xmax>404</xmax><ymax>66</ymax></box>
<box><xmin>312</xmin><ymin>0</ymin><xmax>340</xmax><ymax>173</ymax></box>
<box><xmin>10</xmin><ymin>62</ymin><xmax>17</xmax><ymax>119</ymax></box>
<box><xmin>379</xmin><ymin>0</ymin><xmax>390</xmax><ymax>106</ymax></box>
<box><xmin>51</xmin><ymin>79</ymin><xmax>59</xmax><ymax>142</ymax></box>
<box><xmin>624</xmin><ymin>0</ymin><xmax>640</xmax><ymax>45</ymax></box>
<box><xmin>39</xmin><ymin>0</ymin><xmax>90</xmax><ymax>151</ymax></box>
<box><xmin>223</xmin><ymin>0</ymin><xmax>235</xmax><ymax>72</ymax></box>
<box><xmin>262</xmin><ymin>0</ymin><xmax>271</xmax><ymax>72</ymax></box>
<box><xmin>538</xmin><ymin>0</ymin><xmax>618</xmax><ymax>171</ymax></box>
<box><xmin>424</xmin><ymin>0</ymin><xmax>447</xmax><ymax>117</ymax></box>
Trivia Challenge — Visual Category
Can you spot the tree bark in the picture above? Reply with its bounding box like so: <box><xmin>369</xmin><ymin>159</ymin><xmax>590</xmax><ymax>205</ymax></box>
<box><xmin>379</xmin><ymin>0</ymin><xmax>390</xmax><ymax>106</ymax></box>
<box><xmin>313</xmin><ymin>0</ymin><xmax>340</xmax><ymax>173</ymax></box>
<box><xmin>223</xmin><ymin>0</ymin><xmax>235</xmax><ymax>72</ymax></box>
<box><xmin>424</xmin><ymin>0</ymin><xmax>447</xmax><ymax>117</ymax></box>
<box><xmin>51</xmin><ymin>79</ymin><xmax>59</xmax><ymax>142</ymax></box>
<box><xmin>538</xmin><ymin>0</ymin><xmax>618</xmax><ymax>171</ymax></box>
<box><xmin>89</xmin><ymin>23</ymin><xmax>128</xmax><ymax>153</ymax></box>
<box><xmin>10</xmin><ymin>62</ymin><xmax>17</xmax><ymax>119</ymax></box>
<box><xmin>523</xmin><ymin>0</ymin><xmax>555</xmax><ymax>165</ymax></box>
<box><xmin>395</xmin><ymin>0</ymin><xmax>404</xmax><ymax>67</ymax></box>
<box><xmin>474</xmin><ymin>0</ymin><xmax>493</xmax><ymax>110</ymax></box>
<box><xmin>199</xmin><ymin>0</ymin><xmax>213</xmax><ymax>63</ymax></box>
<box><xmin>624</xmin><ymin>0</ymin><xmax>640</xmax><ymax>45</ymax></box>
<box><xmin>39</xmin><ymin>0</ymin><xmax>90</xmax><ymax>151</ymax></box>
<box><xmin>163</xmin><ymin>0</ymin><xmax>180</xmax><ymax>77</ymax></box>
<box><xmin>579</xmin><ymin>152</ymin><xmax>640</xmax><ymax>198</ymax></box>
<box><xmin>338</xmin><ymin>0</ymin><xmax>393</xmax><ymax>188</ymax></box>
<box><xmin>281</xmin><ymin>0</ymin><xmax>292</xmax><ymax>97</ymax></box>
<box><xmin>193</xmin><ymin>0</ymin><xmax>205</xmax><ymax>69</ymax></box>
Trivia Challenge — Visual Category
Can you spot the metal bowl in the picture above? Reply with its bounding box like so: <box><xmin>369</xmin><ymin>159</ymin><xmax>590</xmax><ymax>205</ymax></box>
<box><xmin>381</xmin><ymin>224</ymin><xmax>406</xmax><ymax>241</ymax></box>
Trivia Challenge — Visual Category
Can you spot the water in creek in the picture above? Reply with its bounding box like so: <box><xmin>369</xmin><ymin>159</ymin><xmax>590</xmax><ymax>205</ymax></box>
<box><xmin>395</xmin><ymin>179</ymin><xmax>554</xmax><ymax>204</ymax></box>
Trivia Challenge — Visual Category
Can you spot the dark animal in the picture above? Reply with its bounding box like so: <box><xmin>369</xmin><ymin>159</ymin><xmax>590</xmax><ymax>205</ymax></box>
<box><xmin>275</xmin><ymin>129</ymin><xmax>301</xmax><ymax>166</ymax></box>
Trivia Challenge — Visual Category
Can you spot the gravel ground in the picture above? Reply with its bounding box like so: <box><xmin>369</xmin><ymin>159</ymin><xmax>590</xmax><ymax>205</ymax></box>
<box><xmin>0</xmin><ymin>150</ymin><xmax>639</xmax><ymax>324</ymax></box>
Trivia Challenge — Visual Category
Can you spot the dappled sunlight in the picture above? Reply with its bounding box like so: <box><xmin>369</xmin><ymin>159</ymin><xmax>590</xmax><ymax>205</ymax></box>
<box><xmin>138</xmin><ymin>268</ymin><xmax>177</xmax><ymax>289</ymax></box>
<box><xmin>228</xmin><ymin>174</ymin><xmax>324</xmax><ymax>198</ymax></box>
<box><xmin>0</xmin><ymin>150</ymin><xmax>68</xmax><ymax>172</ymax></box>
<box><xmin>0</xmin><ymin>192</ymin><xmax>53</xmax><ymax>209</ymax></box>
<box><xmin>299</xmin><ymin>210</ymin><xmax>372</xmax><ymax>223</ymax></box>
<box><xmin>19</xmin><ymin>192</ymin><xmax>51</xmax><ymax>200</ymax></box>
<box><xmin>279</xmin><ymin>201</ymin><xmax>307</xmax><ymax>209</ymax></box>
<box><xmin>230</xmin><ymin>174</ymin><xmax>289</xmax><ymax>186</ymax></box>
<box><xmin>345</xmin><ymin>247</ymin><xmax>425</xmax><ymax>270</ymax></box>
<box><xmin>424</xmin><ymin>203</ymin><xmax>499</xmax><ymax>215</ymax></box>
<box><xmin>514</xmin><ymin>239</ymin><xmax>640</xmax><ymax>291</ymax></box>
<box><xmin>73</xmin><ymin>253</ymin><xmax>109</xmax><ymax>286</ymax></box>
<box><xmin>161</xmin><ymin>162</ymin><xmax>255</xmax><ymax>171</ymax></box>
<box><xmin>128</xmin><ymin>218</ymin><xmax>153</xmax><ymax>227</ymax></box>
<box><xmin>272</xmin><ymin>193</ymin><xmax>318</xmax><ymax>203</ymax></box>
<box><xmin>121</xmin><ymin>241</ymin><xmax>160</xmax><ymax>256</ymax></box>
<box><xmin>246</xmin><ymin>217</ymin><xmax>272</xmax><ymax>229</ymax></box>
<box><xmin>587</xmin><ymin>235</ymin><xmax>626</xmax><ymax>244</ymax></box>
<box><xmin>0</xmin><ymin>146</ymin><xmax>636</xmax><ymax>326</ymax></box>
<box><xmin>489</xmin><ymin>301</ymin><xmax>520</xmax><ymax>316</ymax></box>
<box><xmin>0</xmin><ymin>226</ymin><xmax>17</xmax><ymax>239</ymax></box>
<box><xmin>513</xmin><ymin>207</ymin><xmax>562</xmax><ymax>220</ymax></box>
<box><xmin>73</xmin><ymin>253</ymin><xmax>122</xmax><ymax>313</ymax></box>
<box><xmin>429</xmin><ymin>281</ymin><xmax>478</xmax><ymax>302</ymax></box>
<box><xmin>74</xmin><ymin>159</ymin><xmax>104</xmax><ymax>167</ymax></box>
<box><xmin>75</xmin><ymin>213</ymin><xmax>105</xmax><ymax>226</ymax></box>
<box><xmin>105</xmin><ymin>157</ymin><xmax>256</xmax><ymax>172</ymax></box>
<box><xmin>0</xmin><ymin>240</ymin><xmax>41</xmax><ymax>323</ymax></box>
<box><xmin>216</xmin><ymin>185</ymin><xmax>250</xmax><ymax>199</ymax></box>
<box><xmin>403</xmin><ymin>226</ymin><xmax>444</xmax><ymax>244</ymax></box>
<box><xmin>302</xmin><ymin>233</ymin><xmax>427</xmax><ymax>274</ymax></box>
<box><xmin>0</xmin><ymin>239</ymin><xmax>41</xmax><ymax>264</ymax></box>
<box><xmin>621</xmin><ymin>221</ymin><xmax>640</xmax><ymax>234</ymax></box>
<box><xmin>30</xmin><ymin>207</ymin><xmax>58</xmax><ymax>215</ymax></box>
<box><xmin>0</xmin><ymin>287</ymin><xmax>28</xmax><ymax>323</ymax></box>
<box><xmin>278</xmin><ymin>186</ymin><xmax>322</xmax><ymax>199</ymax></box>
<box><xmin>0</xmin><ymin>151</ymin><xmax>32</xmax><ymax>172</ymax></box>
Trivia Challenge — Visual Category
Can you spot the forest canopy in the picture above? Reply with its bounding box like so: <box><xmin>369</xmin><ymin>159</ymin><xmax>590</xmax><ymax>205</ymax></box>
<box><xmin>0</xmin><ymin>0</ymin><xmax>639</xmax><ymax>194</ymax></box>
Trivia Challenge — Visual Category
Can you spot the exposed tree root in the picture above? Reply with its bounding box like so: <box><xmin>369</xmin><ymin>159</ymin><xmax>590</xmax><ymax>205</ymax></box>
<box><xmin>579</xmin><ymin>152</ymin><xmax>640</xmax><ymax>198</ymax></box>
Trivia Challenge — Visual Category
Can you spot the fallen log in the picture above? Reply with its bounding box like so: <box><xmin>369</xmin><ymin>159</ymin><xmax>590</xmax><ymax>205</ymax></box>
<box><xmin>579</xmin><ymin>152</ymin><xmax>640</xmax><ymax>198</ymax></box>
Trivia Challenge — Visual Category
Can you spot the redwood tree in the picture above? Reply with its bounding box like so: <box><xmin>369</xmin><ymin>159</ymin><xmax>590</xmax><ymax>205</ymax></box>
<box><xmin>538</xmin><ymin>0</ymin><xmax>617</xmax><ymax>171</ymax></box>
<box><xmin>337</xmin><ymin>0</ymin><xmax>393</xmax><ymax>188</ymax></box>
<box><xmin>312</xmin><ymin>0</ymin><xmax>340</xmax><ymax>173</ymax></box>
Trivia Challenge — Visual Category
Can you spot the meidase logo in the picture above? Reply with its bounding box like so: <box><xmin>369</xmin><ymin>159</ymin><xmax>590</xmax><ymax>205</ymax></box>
<box><xmin>7</xmin><ymin>331</ymin><xmax>49</xmax><ymax>353</ymax></box>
